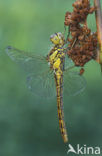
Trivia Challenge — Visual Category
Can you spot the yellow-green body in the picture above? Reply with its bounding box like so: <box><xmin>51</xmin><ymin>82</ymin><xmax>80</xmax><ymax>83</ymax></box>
<box><xmin>46</xmin><ymin>32</ymin><xmax>68</xmax><ymax>143</ymax></box>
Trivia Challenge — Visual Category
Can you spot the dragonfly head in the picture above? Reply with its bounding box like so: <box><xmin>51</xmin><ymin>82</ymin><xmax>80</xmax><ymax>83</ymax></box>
<box><xmin>50</xmin><ymin>32</ymin><xmax>65</xmax><ymax>46</ymax></box>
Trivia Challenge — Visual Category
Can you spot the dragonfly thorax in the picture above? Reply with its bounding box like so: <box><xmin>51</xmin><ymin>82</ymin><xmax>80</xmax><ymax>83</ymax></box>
<box><xmin>46</xmin><ymin>32</ymin><xmax>66</xmax><ymax>71</ymax></box>
<box><xmin>47</xmin><ymin>47</ymin><xmax>65</xmax><ymax>72</ymax></box>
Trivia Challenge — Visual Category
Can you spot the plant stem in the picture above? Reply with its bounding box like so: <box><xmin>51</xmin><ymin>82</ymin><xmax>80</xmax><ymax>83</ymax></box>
<box><xmin>94</xmin><ymin>0</ymin><xmax>102</xmax><ymax>69</ymax></box>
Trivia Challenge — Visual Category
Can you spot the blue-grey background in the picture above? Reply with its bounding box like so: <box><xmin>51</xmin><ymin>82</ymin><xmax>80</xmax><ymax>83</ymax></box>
<box><xmin>0</xmin><ymin>0</ymin><xmax>102</xmax><ymax>156</ymax></box>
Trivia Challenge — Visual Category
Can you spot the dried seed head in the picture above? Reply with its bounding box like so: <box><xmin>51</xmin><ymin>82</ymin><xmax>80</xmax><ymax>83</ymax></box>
<box><xmin>64</xmin><ymin>0</ymin><xmax>97</xmax><ymax>67</ymax></box>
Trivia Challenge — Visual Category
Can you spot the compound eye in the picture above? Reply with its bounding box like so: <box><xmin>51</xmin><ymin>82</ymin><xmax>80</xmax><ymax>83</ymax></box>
<box><xmin>58</xmin><ymin>32</ymin><xmax>62</xmax><ymax>35</ymax></box>
<box><xmin>50</xmin><ymin>34</ymin><xmax>55</xmax><ymax>39</ymax></box>
<box><xmin>55</xmin><ymin>32</ymin><xmax>58</xmax><ymax>36</ymax></box>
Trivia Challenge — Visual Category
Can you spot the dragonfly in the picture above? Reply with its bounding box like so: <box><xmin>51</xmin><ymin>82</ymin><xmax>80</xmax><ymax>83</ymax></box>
<box><xmin>6</xmin><ymin>32</ymin><xmax>86</xmax><ymax>143</ymax></box>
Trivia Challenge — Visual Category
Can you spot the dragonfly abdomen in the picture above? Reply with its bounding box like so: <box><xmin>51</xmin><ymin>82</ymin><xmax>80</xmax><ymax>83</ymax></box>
<box><xmin>55</xmin><ymin>72</ymin><xmax>68</xmax><ymax>143</ymax></box>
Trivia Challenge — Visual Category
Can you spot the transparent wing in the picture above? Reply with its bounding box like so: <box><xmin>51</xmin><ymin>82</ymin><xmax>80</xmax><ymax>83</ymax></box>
<box><xmin>6</xmin><ymin>46</ymin><xmax>85</xmax><ymax>98</ymax></box>
<box><xmin>62</xmin><ymin>48</ymin><xmax>75</xmax><ymax>69</ymax></box>
<box><xmin>65</xmin><ymin>55</ymin><xmax>75</xmax><ymax>69</ymax></box>
<box><xmin>63</xmin><ymin>70</ymin><xmax>86</xmax><ymax>96</ymax></box>
<box><xmin>26</xmin><ymin>70</ymin><xmax>56</xmax><ymax>98</ymax></box>
<box><xmin>6</xmin><ymin>46</ymin><xmax>49</xmax><ymax>75</ymax></box>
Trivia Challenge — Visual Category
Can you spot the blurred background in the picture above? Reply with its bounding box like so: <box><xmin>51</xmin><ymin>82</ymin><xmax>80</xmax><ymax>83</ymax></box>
<box><xmin>0</xmin><ymin>0</ymin><xmax>102</xmax><ymax>156</ymax></box>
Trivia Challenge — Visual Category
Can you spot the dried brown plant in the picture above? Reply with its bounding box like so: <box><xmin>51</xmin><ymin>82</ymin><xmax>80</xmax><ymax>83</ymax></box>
<box><xmin>64</xmin><ymin>0</ymin><xmax>98</xmax><ymax>71</ymax></box>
